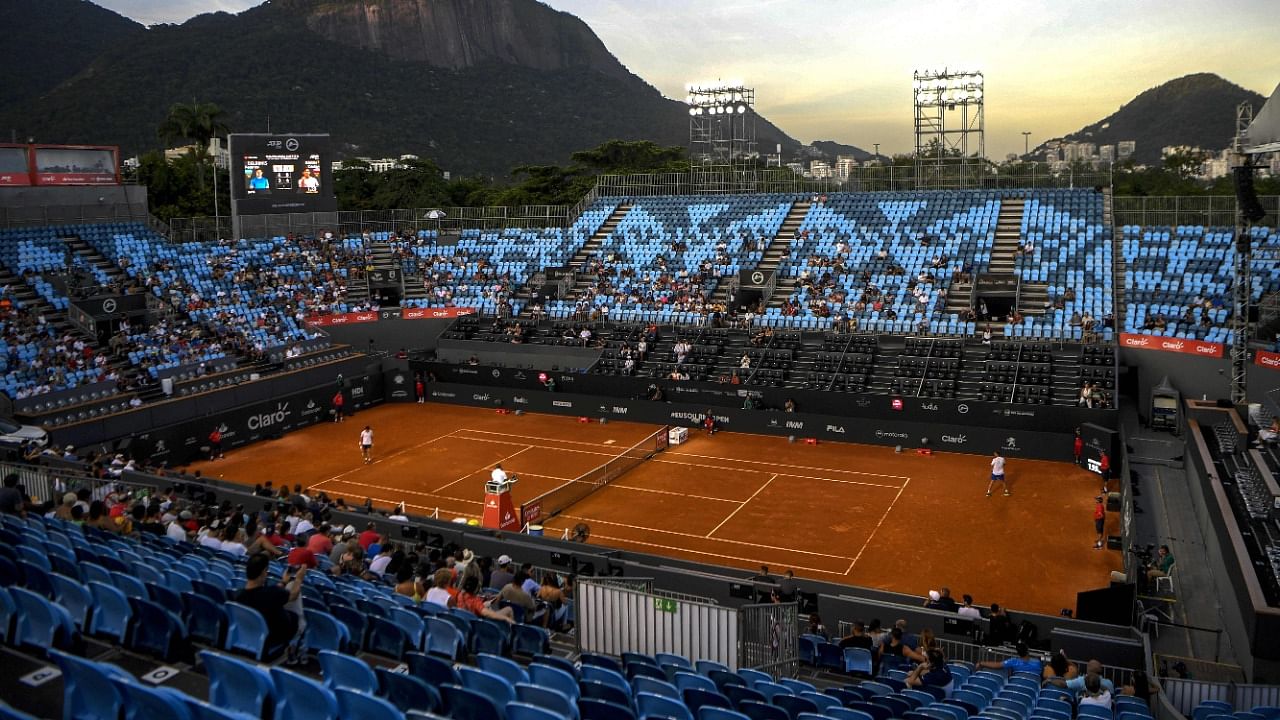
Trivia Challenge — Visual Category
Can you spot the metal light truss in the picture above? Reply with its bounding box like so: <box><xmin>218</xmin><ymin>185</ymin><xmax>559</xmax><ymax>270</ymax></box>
<box><xmin>913</xmin><ymin>69</ymin><xmax>985</xmax><ymax>188</ymax></box>
<box><xmin>687</xmin><ymin>82</ymin><xmax>757</xmax><ymax>169</ymax></box>
<box><xmin>1232</xmin><ymin>101</ymin><xmax>1257</xmax><ymax>404</ymax></box>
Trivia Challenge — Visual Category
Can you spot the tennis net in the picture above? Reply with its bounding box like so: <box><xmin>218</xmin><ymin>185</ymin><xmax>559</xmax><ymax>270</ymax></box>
<box><xmin>520</xmin><ymin>426</ymin><xmax>670</xmax><ymax>526</ymax></box>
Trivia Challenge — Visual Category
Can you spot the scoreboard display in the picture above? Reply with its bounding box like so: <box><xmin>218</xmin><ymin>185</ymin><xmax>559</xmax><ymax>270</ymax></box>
<box><xmin>229</xmin><ymin>134</ymin><xmax>336</xmax><ymax>215</ymax></box>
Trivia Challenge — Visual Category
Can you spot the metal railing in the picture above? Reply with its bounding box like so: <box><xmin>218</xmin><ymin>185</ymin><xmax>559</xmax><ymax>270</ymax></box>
<box><xmin>1112</xmin><ymin>196</ymin><xmax>1280</xmax><ymax>229</ymax></box>
<box><xmin>0</xmin><ymin>204</ymin><xmax>151</xmax><ymax>229</ymax></box>
<box><xmin>168</xmin><ymin>204</ymin><xmax>571</xmax><ymax>242</ymax></box>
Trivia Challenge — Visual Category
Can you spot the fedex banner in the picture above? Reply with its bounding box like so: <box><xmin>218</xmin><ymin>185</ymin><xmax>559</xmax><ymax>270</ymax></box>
<box><xmin>1119</xmin><ymin>332</ymin><xmax>1224</xmax><ymax>358</ymax></box>
<box><xmin>1255</xmin><ymin>350</ymin><xmax>1280</xmax><ymax>370</ymax></box>
<box><xmin>308</xmin><ymin>307</ymin><xmax>475</xmax><ymax>326</ymax></box>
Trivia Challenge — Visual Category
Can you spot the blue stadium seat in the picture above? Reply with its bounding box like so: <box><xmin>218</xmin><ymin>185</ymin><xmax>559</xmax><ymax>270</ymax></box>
<box><xmin>508</xmin><ymin>702</ymin><xmax>564</xmax><ymax>720</ymax></box>
<box><xmin>377</xmin><ymin>666</ymin><xmax>442</xmax><ymax>715</ymax></box>
<box><xmin>318</xmin><ymin>649</ymin><xmax>378</xmax><ymax>693</ymax></box>
<box><xmin>111</xmin><ymin>677</ymin><xmax>193</xmax><ymax>720</ymax></box>
<box><xmin>580</xmin><ymin>698</ymin><xmax>638</xmax><ymax>720</ymax></box>
<box><xmin>223</xmin><ymin>601</ymin><xmax>270</xmax><ymax>660</ymax></box>
<box><xmin>518</xmin><ymin>683</ymin><xmax>578</xmax><ymax>720</ymax></box>
<box><xmin>407</xmin><ymin>651</ymin><xmax>461</xmax><ymax>687</ymax></box>
<box><xmin>700</xmin><ymin>709</ymin><xmax>752</xmax><ymax>720</ymax></box>
<box><xmin>126</xmin><ymin>596</ymin><xmax>187</xmax><ymax>661</ymax></box>
<box><xmin>739</xmin><ymin>700</ymin><xmax>790</xmax><ymax>720</ymax></box>
<box><xmin>512</xmin><ymin>623</ymin><xmax>551</xmax><ymax>656</ymax></box>
<box><xmin>271</xmin><ymin>667</ymin><xmax>339</xmax><ymax>720</ymax></box>
<box><xmin>471</xmin><ymin>618</ymin><xmax>510</xmax><ymax>656</ymax></box>
<box><xmin>335</xmin><ymin>688</ymin><xmax>402</xmax><ymax>720</ymax></box>
<box><xmin>477</xmin><ymin>653</ymin><xmax>528</xmax><ymax>685</ymax></box>
<box><xmin>459</xmin><ymin>666</ymin><xmax>516</xmax><ymax>707</ymax></box>
<box><xmin>366</xmin><ymin>616</ymin><xmax>411</xmax><ymax>659</ymax></box>
<box><xmin>530</xmin><ymin>663</ymin><xmax>580</xmax><ymax>700</ymax></box>
<box><xmin>581</xmin><ymin>679</ymin><xmax>632</xmax><ymax>709</ymax></box>
<box><xmin>425</xmin><ymin>616</ymin><xmax>466</xmax><ymax>660</ymax></box>
<box><xmin>49</xmin><ymin>572</ymin><xmax>92</xmax><ymax>629</ymax></box>
<box><xmin>199</xmin><ymin>650</ymin><xmax>275</xmax><ymax>718</ymax></box>
<box><xmin>10</xmin><ymin>586</ymin><xmax>76</xmax><ymax>652</ymax></box>
<box><xmin>636</xmin><ymin>691</ymin><xmax>694</xmax><ymax>720</ymax></box>
<box><xmin>48</xmin><ymin>648</ymin><xmax>127</xmax><ymax>720</ymax></box>
<box><xmin>442</xmin><ymin>684</ymin><xmax>504</xmax><ymax>720</ymax></box>
<box><xmin>304</xmin><ymin>608</ymin><xmax>351</xmax><ymax>653</ymax></box>
<box><xmin>181</xmin><ymin>591</ymin><xmax>226</xmax><ymax>646</ymax></box>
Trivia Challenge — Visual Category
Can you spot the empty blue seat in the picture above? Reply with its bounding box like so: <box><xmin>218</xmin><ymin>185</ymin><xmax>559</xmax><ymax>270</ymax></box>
<box><xmin>111</xmin><ymin>677</ymin><xmax>193</xmax><ymax>720</ymax></box>
<box><xmin>335</xmin><ymin>688</ymin><xmax>402</xmax><ymax>720</ymax></box>
<box><xmin>407</xmin><ymin>651</ymin><xmax>461</xmax><ymax>687</ymax></box>
<box><xmin>583</xmin><ymin>665</ymin><xmax>632</xmax><ymax>694</ymax></box>
<box><xmin>530</xmin><ymin>663</ymin><xmax>580</xmax><ymax>700</ymax></box>
<box><xmin>49</xmin><ymin>572</ymin><xmax>92</xmax><ymax>629</ymax></box>
<box><xmin>637</xmin><ymin>692</ymin><xmax>694</xmax><ymax>720</ymax></box>
<box><xmin>442</xmin><ymin>684</ymin><xmax>504</xmax><ymax>720</ymax></box>
<box><xmin>684</xmin><ymin>688</ymin><xmax>732</xmax><ymax>714</ymax></box>
<box><xmin>508</xmin><ymin>702</ymin><xmax>564</xmax><ymax>720</ymax></box>
<box><xmin>739</xmin><ymin>700</ymin><xmax>790</xmax><ymax>720</ymax></box>
<box><xmin>367</xmin><ymin>616</ymin><xmax>411</xmax><ymax>659</ymax></box>
<box><xmin>460</xmin><ymin>666</ymin><xmax>517</xmax><ymax>707</ymax></box>
<box><xmin>378</xmin><ymin>666</ymin><xmax>442</xmax><ymax>715</ymax></box>
<box><xmin>517</xmin><ymin>683</ymin><xmax>578</xmax><ymax>720</ymax></box>
<box><xmin>49</xmin><ymin>648</ymin><xmax>127</xmax><ymax>720</ymax></box>
<box><xmin>477</xmin><ymin>653</ymin><xmax>528</xmax><ymax>685</ymax></box>
<box><xmin>425</xmin><ymin>616</ymin><xmax>466</xmax><ymax>660</ymax></box>
<box><xmin>272</xmin><ymin>667</ymin><xmax>339</xmax><ymax>720</ymax></box>
<box><xmin>223</xmin><ymin>601</ymin><xmax>270</xmax><ymax>660</ymax></box>
<box><xmin>318</xmin><ymin>649</ymin><xmax>378</xmax><ymax>693</ymax></box>
<box><xmin>512</xmin><ymin>623</ymin><xmax>550</xmax><ymax>656</ymax></box>
<box><xmin>580</xmin><ymin>698</ymin><xmax>638</xmax><ymax>720</ymax></box>
<box><xmin>199</xmin><ymin>650</ymin><xmax>275</xmax><ymax>718</ymax></box>
<box><xmin>10</xmin><ymin>586</ymin><xmax>76</xmax><ymax>652</ymax></box>
<box><xmin>471</xmin><ymin>619</ymin><xmax>510</xmax><ymax>656</ymax></box>
<box><xmin>182</xmin><ymin>591</ymin><xmax>226</xmax><ymax>646</ymax></box>
<box><xmin>701</xmin><ymin>709</ymin><xmax>752</xmax><ymax>720</ymax></box>
<box><xmin>582</xmin><ymin>679</ymin><xmax>633</xmax><ymax>708</ymax></box>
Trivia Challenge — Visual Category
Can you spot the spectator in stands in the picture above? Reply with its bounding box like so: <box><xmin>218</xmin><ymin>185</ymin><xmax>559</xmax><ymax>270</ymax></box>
<box><xmin>166</xmin><ymin>510</ymin><xmax>193</xmax><ymax>542</ymax></box>
<box><xmin>308</xmin><ymin>523</ymin><xmax>335</xmax><ymax>556</ymax></box>
<box><xmin>358</xmin><ymin>521</ymin><xmax>381</xmax><ymax>551</ymax></box>
<box><xmin>424</xmin><ymin>568</ymin><xmax>456</xmax><ymax>608</ymax></box>
<box><xmin>393</xmin><ymin>564</ymin><xmax>417</xmax><ymax>599</ymax></box>
<box><xmin>1042</xmin><ymin>650</ymin><xmax>1078</xmax><ymax>683</ymax></box>
<box><xmin>806</xmin><ymin>614</ymin><xmax>829</xmax><ymax>639</ymax></box>
<box><xmin>455</xmin><ymin>574</ymin><xmax>515</xmax><ymax>624</ymax></box>
<box><xmin>499</xmin><ymin>570</ymin><xmax>538</xmax><ymax>616</ymax></box>
<box><xmin>957</xmin><ymin>594</ymin><xmax>982</xmax><ymax>620</ymax></box>
<box><xmin>331</xmin><ymin>544</ymin><xmax>365</xmax><ymax>578</ymax></box>
<box><xmin>878</xmin><ymin>627</ymin><xmax>924</xmax><ymax>667</ymax></box>
<box><xmin>926</xmin><ymin>587</ymin><xmax>958</xmax><ymax>611</ymax></box>
<box><xmin>1078</xmin><ymin>673</ymin><xmax>1114</xmax><ymax>709</ymax></box>
<box><xmin>51</xmin><ymin>493</ymin><xmax>77</xmax><ymax>521</ymax></box>
<box><xmin>0</xmin><ymin>471</ymin><xmax>25</xmax><ymax>515</ymax></box>
<box><xmin>838</xmin><ymin>621</ymin><xmax>873</xmax><ymax>649</ymax></box>
<box><xmin>368</xmin><ymin>543</ymin><xmax>396</xmax><ymax>577</ymax></box>
<box><xmin>987</xmin><ymin>603</ymin><xmax>1017</xmax><ymax>644</ymax></box>
<box><xmin>490</xmin><ymin>555</ymin><xmax>516</xmax><ymax>590</ymax></box>
<box><xmin>237</xmin><ymin>552</ymin><xmax>307</xmax><ymax>664</ymax></box>
<box><xmin>978</xmin><ymin>642</ymin><xmax>1042</xmax><ymax>675</ymax></box>
<box><xmin>906</xmin><ymin>648</ymin><xmax>953</xmax><ymax>694</ymax></box>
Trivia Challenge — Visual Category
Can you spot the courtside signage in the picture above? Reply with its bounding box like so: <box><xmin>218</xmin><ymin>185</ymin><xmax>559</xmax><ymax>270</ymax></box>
<box><xmin>1118</xmin><ymin>332</ymin><xmax>1223</xmax><ymax>358</ymax></box>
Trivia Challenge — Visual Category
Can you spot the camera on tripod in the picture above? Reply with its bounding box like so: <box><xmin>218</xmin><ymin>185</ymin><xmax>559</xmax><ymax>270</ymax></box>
<box><xmin>1129</xmin><ymin>543</ymin><xmax>1156</xmax><ymax>566</ymax></box>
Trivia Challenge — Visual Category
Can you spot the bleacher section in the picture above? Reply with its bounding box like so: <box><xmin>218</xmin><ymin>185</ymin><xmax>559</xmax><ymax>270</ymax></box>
<box><xmin>545</xmin><ymin>195</ymin><xmax>791</xmax><ymax>322</ymax></box>
<box><xmin>0</xmin><ymin>501</ymin><xmax>1149</xmax><ymax>720</ymax></box>
<box><xmin>1010</xmin><ymin>192</ymin><xmax>1112</xmax><ymax>340</ymax></box>
<box><xmin>1122</xmin><ymin>225</ymin><xmax>1280</xmax><ymax>342</ymax></box>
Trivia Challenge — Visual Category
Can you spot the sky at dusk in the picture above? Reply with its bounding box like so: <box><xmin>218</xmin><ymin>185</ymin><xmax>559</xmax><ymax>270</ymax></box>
<box><xmin>94</xmin><ymin>0</ymin><xmax>1280</xmax><ymax>156</ymax></box>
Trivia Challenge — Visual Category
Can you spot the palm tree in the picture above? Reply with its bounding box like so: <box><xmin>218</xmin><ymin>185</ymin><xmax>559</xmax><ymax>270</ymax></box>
<box><xmin>157</xmin><ymin>101</ymin><xmax>230</xmax><ymax>191</ymax></box>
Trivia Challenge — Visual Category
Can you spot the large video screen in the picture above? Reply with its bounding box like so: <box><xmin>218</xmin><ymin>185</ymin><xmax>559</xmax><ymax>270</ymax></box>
<box><xmin>32</xmin><ymin>146</ymin><xmax>118</xmax><ymax>185</ymax></box>
<box><xmin>0</xmin><ymin>146</ymin><xmax>31</xmax><ymax>186</ymax></box>
<box><xmin>229</xmin><ymin>134</ymin><xmax>336</xmax><ymax>214</ymax></box>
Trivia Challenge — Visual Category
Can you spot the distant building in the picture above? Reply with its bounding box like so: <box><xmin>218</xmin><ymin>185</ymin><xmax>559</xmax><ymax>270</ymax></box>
<box><xmin>809</xmin><ymin>160</ymin><xmax>833</xmax><ymax>179</ymax></box>
<box><xmin>834</xmin><ymin>156</ymin><xmax>859</xmax><ymax>181</ymax></box>
<box><xmin>785</xmin><ymin>162</ymin><xmax>805</xmax><ymax>175</ymax></box>
<box><xmin>1099</xmin><ymin>145</ymin><xmax>1116</xmax><ymax>163</ymax></box>
<box><xmin>163</xmin><ymin>138</ymin><xmax>229</xmax><ymax>168</ymax></box>
<box><xmin>1117</xmin><ymin>141</ymin><xmax>1136</xmax><ymax>160</ymax></box>
<box><xmin>333</xmin><ymin>154</ymin><xmax>421</xmax><ymax>173</ymax></box>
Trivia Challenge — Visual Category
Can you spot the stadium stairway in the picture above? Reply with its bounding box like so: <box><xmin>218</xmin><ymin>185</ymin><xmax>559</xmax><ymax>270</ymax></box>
<box><xmin>1107</xmin><ymin>191</ymin><xmax>1127</xmax><ymax>323</ymax></box>
<box><xmin>63</xmin><ymin>234</ymin><xmax>128</xmax><ymax>286</ymax></box>
<box><xmin>569</xmin><ymin>201</ymin><xmax>632</xmax><ymax>270</ymax></box>
<box><xmin>710</xmin><ymin>197</ymin><xmax>811</xmax><ymax>309</ymax></box>
<box><xmin>988</xmin><ymin>198</ymin><xmax>1026</xmax><ymax>272</ymax></box>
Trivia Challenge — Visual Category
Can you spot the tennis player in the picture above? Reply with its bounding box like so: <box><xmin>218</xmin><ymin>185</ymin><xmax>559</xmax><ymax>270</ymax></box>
<box><xmin>359</xmin><ymin>425</ymin><xmax>374</xmax><ymax>464</ymax></box>
<box><xmin>986</xmin><ymin>450</ymin><xmax>1010</xmax><ymax>497</ymax></box>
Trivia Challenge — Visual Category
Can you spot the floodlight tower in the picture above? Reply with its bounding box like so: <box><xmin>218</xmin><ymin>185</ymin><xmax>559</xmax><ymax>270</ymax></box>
<box><xmin>687</xmin><ymin>82</ymin><xmax>757</xmax><ymax>170</ymax></box>
<box><xmin>913</xmin><ymin>69</ymin><xmax>985</xmax><ymax>188</ymax></box>
<box><xmin>1231</xmin><ymin>101</ymin><xmax>1256</xmax><ymax>405</ymax></box>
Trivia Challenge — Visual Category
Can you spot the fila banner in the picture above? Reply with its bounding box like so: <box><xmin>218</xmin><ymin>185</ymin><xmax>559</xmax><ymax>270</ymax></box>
<box><xmin>1119</xmin><ymin>333</ymin><xmax>1224</xmax><ymax>358</ymax></box>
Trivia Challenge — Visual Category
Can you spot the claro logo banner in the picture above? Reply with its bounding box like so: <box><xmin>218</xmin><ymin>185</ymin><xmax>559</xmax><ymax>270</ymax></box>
<box><xmin>1255</xmin><ymin>350</ymin><xmax>1280</xmax><ymax>370</ymax></box>
<box><xmin>1119</xmin><ymin>333</ymin><xmax>1223</xmax><ymax>358</ymax></box>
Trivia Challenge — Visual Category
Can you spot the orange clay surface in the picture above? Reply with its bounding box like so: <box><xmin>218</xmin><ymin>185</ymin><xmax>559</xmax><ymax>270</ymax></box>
<box><xmin>191</xmin><ymin>402</ymin><xmax>1123</xmax><ymax>615</ymax></box>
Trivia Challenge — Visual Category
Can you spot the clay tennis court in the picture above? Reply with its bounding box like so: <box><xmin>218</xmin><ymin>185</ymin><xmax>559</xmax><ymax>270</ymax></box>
<box><xmin>191</xmin><ymin>402</ymin><xmax>1123</xmax><ymax>615</ymax></box>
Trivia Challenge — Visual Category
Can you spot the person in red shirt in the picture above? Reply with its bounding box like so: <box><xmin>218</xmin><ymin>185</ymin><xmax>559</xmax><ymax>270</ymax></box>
<box><xmin>455</xmin><ymin>575</ymin><xmax>515</xmax><ymax>624</ymax></box>
<box><xmin>1073</xmin><ymin>431</ymin><xmax>1083</xmax><ymax>466</ymax></box>
<box><xmin>415</xmin><ymin>375</ymin><xmax>426</xmax><ymax>404</ymax></box>
<box><xmin>1098</xmin><ymin>451</ymin><xmax>1111</xmax><ymax>491</ymax></box>
<box><xmin>209</xmin><ymin>427</ymin><xmax>224</xmax><ymax>460</ymax></box>
<box><xmin>1093</xmin><ymin>495</ymin><xmax>1106</xmax><ymax>549</ymax></box>
<box><xmin>357</xmin><ymin>521</ymin><xmax>381</xmax><ymax>552</ymax></box>
<box><xmin>307</xmin><ymin>523</ymin><xmax>335</xmax><ymax>556</ymax></box>
<box><xmin>703</xmin><ymin>409</ymin><xmax>718</xmax><ymax>436</ymax></box>
<box><xmin>332</xmin><ymin>391</ymin><xmax>345</xmax><ymax>423</ymax></box>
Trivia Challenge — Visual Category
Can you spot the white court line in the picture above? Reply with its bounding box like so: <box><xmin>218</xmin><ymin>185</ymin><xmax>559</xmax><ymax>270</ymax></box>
<box><xmin>575</xmin><ymin>532</ymin><xmax>849</xmax><ymax>576</ymax></box>
<box><xmin>448</xmin><ymin>434</ymin><xmax>620</xmax><ymax>457</ymax></box>
<box><xmin>653</xmin><ymin>459</ymin><xmax>903</xmax><ymax>489</ymax></box>
<box><xmin>310</xmin><ymin>429</ymin><xmax>459</xmax><ymax>491</ymax></box>
<box><xmin>706</xmin><ymin>473</ymin><xmax>776</xmax><ymax>538</ymax></box>
<box><xmin>557</xmin><ymin>513</ymin><xmax>852</xmax><ymax>560</ymax></box>
<box><xmin>456</xmin><ymin>428</ymin><xmax>629</xmax><ymax>448</ymax></box>
<box><xmin>666</xmin><ymin>449</ymin><xmax>911</xmax><ymax>481</ymax></box>
<box><xmin>433</xmin><ymin>445</ymin><xmax>533</xmax><ymax>493</ymax></box>
<box><xmin>315</xmin><ymin>477</ymin><xmax>480</xmax><ymax>506</ymax></box>
<box><xmin>844</xmin><ymin>476</ymin><xmax>911</xmax><ymax>574</ymax></box>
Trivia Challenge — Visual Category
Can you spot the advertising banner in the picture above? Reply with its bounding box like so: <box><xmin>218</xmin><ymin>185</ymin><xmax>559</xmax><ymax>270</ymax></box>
<box><xmin>32</xmin><ymin>145</ymin><xmax>119</xmax><ymax>185</ymax></box>
<box><xmin>306</xmin><ymin>311</ymin><xmax>379</xmax><ymax>326</ymax></box>
<box><xmin>1255</xmin><ymin>349</ymin><xmax>1280</xmax><ymax>370</ymax></box>
<box><xmin>0</xmin><ymin>145</ymin><xmax>31</xmax><ymax>186</ymax></box>
<box><xmin>307</xmin><ymin>307</ymin><xmax>475</xmax><ymax>325</ymax></box>
<box><xmin>402</xmin><ymin>307</ymin><xmax>476</xmax><ymax>320</ymax></box>
<box><xmin>1119</xmin><ymin>333</ymin><xmax>1224</xmax><ymax>358</ymax></box>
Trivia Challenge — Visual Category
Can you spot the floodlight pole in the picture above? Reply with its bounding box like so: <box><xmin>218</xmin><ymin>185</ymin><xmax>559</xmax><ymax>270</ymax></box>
<box><xmin>1230</xmin><ymin>102</ymin><xmax>1255</xmax><ymax>405</ymax></box>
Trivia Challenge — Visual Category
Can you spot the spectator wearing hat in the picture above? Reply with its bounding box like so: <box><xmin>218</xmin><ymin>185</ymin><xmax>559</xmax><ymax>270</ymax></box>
<box><xmin>490</xmin><ymin>554</ymin><xmax>516</xmax><ymax>590</ymax></box>
<box><xmin>329</xmin><ymin>525</ymin><xmax>357</xmax><ymax>565</ymax></box>
<box><xmin>167</xmin><ymin>511</ymin><xmax>193</xmax><ymax>542</ymax></box>
<box><xmin>62</xmin><ymin>445</ymin><xmax>78</xmax><ymax>462</ymax></box>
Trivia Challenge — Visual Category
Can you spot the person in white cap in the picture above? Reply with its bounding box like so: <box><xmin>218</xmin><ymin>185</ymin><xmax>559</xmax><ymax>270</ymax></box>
<box><xmin>490</xmin><ymin>554</ymin><xmax>515</xmax><ymax>590</ymax></box>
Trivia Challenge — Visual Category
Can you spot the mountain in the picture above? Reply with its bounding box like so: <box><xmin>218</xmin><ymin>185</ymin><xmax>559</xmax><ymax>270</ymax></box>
<box><xmin>0</xmin><ymin>0</ymin><xmax>800</xmax><ymax>176</ymax></box>
<box><xmin>1049</xmin><ymin>73</ymin><xmax>1266</xmax><ymax>164</ymax></box>
<box><xmin>0</xmin><ymin>0</ymin><xmax>143</xmax><ymax>109</ymax></box>
<box><xmin>809</xmin><ymin>140</ymin><xmax>876</xmax><ymax>162</ymax></box>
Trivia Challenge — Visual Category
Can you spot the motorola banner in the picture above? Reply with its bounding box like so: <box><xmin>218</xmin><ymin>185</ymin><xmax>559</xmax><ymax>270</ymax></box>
<box><xmin>425</xmin><ymin>382</ymin><xmax>1076</xmax><ymax>461</ymax></box>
